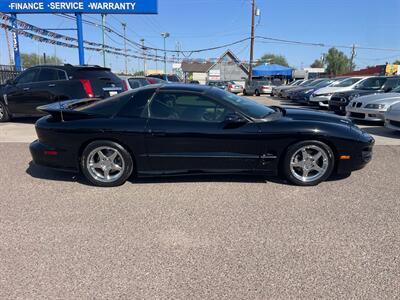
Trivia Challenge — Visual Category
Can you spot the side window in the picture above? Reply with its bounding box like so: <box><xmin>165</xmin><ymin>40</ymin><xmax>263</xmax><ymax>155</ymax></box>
<box><xmin>57</xmin><ymin>70</ymin><xmax>67</xmax><ymax>80</ymax></box>
<box><xmin>15</xmin><ymin>69</ymin><xmax>39</xmax><ymax>85</ymax></box>
<box><xmin>118</xmin><ymin>89</ymin><xmax>155</xmax><ymax>118</ymax></box>
<box><xmin>37</xmin><ymin>68</ymin><xmax>59</xmax><ymax>82</ymax></box>
<box><xmin>149</xmin><ymin>92</ymin><xmax>232</xmax><ymax>122</ymax></box>
<box><xmin>128</xmin><ymin>79</ymin><xmax>141</xmax><ymax>89</ymax></box>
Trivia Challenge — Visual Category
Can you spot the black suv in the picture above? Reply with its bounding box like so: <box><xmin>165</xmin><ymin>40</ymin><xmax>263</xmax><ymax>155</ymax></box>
<box><xmin>0</xmin><ymin>64</ymin><xmax>124</xmax><ymax>122</ymax></box>
<box><xmin>329</xmin><ymin>76</ymin><xmax>400</xmax><ymax>114</ymax></box>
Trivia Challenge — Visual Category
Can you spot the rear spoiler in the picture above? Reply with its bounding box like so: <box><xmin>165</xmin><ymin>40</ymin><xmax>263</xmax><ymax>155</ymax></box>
<box><xmin>37</xmin><ymin>98</ymin><xmax>101</xmax><ymax>121</ymax></box>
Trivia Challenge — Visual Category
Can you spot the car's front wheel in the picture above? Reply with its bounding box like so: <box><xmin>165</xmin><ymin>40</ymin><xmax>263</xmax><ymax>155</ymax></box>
<box><xmin>81</xmin><ymin>140</ymin><xmax>134</xmax><ymax>187</ymax></box>
<box><xmin>255</xmin><ymin>90</ymin><xmax>260</xmax><ymax>96</ymax></box>
<box><xmin>0</xmin><ymin>101</ymin><xmax>10</xmax><ymax>122</ymax></box>
<box><xmin>283</xmin><ymin>141</ymin><xmax>334</xmax><ymax>186</ymax></box>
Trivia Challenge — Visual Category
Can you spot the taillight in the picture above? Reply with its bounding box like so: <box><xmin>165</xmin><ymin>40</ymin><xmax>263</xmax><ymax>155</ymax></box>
<box><xmin>122</xmin><ymin>80</ymin><xmax>129</xmax><ymax>91</ymax></box>
<box><xmin>80</xmin><ymin>79</ymin><xmax>94</xmax><ymax>98</ymax></box>
<box><xmin>229</xmin><ymin>84</ymin><xmax>234</xmax><ymax>89</ymax></box>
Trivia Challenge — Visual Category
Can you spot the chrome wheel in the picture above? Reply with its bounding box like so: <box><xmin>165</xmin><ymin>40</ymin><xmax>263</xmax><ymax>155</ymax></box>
<box><xmin>0</xmin><ymin>105</ymin><xmax>4</xmax><ymax>119</ymax></box>
<box><xmin>290</xmin><ymin>145</ymin><xmax>329</xmax><ymax>183</ymax></box>
<box><xmin>86</xmin><ymin>146</ymin><xmax>125</xmax><ymax>183</ymax></box>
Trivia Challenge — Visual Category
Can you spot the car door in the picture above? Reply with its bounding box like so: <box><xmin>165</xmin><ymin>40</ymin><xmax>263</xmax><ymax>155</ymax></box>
<box><xmin>6</xmin><ymin>68</ymin><xmax>40</xmax><ymax>115</ymax></box>
<box><xmin>34</xmin><ymin>67</ymin><xmax>67</xmax><ymax>109</ymax></box>
<box><xmin>144</xmin><ymin>90</ymin><xmax>262</xmax><ymax>173</ymax></box>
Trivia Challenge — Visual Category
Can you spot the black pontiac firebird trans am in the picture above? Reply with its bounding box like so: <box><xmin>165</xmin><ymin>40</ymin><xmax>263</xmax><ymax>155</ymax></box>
<box><xmin>30</xmin><ymin>84</ymin><xmax>374</xmax><ymax>187</ymax></box>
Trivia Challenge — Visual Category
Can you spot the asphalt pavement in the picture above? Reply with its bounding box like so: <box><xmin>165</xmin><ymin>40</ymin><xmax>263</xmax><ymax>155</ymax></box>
<box><xmin>0</xmin><ymin>95</ymin><xmax>399</xmax><ymax>298</ymax></box>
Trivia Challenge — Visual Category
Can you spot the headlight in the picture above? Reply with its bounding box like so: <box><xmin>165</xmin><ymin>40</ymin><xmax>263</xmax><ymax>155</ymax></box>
<box><xmin>365</xmin><ymin>104</ymin><xmax>386</xmax><ymax>109</ymax></box>
<box><xmin>349</xmin><ymin>93</ymin><xmax>360</xmax><ymax>101</ymax></box>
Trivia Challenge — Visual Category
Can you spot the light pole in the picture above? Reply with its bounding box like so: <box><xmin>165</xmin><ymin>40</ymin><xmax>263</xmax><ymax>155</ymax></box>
<box><xmin>161</xmin><ymin>32</ymin><xmax>170</xmax><ymax>79</ymax></box>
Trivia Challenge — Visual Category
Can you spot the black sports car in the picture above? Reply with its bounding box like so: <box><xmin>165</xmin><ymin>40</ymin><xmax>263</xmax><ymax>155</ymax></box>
<box><xmin>30</xmin><ymin>84</ymin><xmax>374</xmax><ymax>187</ymax></box>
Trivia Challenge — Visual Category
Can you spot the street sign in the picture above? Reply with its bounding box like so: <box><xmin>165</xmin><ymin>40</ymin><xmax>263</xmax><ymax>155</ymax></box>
<box><xmin>0</xmin><ymin>0</ymin><xmax>158</xmax><ymax>14</ymax></box>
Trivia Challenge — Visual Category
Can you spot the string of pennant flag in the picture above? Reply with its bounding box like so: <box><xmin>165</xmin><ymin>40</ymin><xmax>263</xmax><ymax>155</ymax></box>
<box><xmin>0</xmin><ymin>22</ymin><xmax>181</xmax><ymax>63</ymax></box>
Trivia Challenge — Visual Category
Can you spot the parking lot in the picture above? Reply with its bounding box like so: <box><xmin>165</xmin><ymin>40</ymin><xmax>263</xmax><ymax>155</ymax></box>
<box><xmin>1</xmin><ymin>95</ymin><xmax>399</xmax><ymax>298</ymax></box>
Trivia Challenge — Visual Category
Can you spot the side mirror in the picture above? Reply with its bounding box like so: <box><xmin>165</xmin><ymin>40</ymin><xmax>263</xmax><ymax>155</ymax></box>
<box><xmin>224</xmin><ymin>113</ymin><xmax>247</xmax><ymax>124</ymax></box>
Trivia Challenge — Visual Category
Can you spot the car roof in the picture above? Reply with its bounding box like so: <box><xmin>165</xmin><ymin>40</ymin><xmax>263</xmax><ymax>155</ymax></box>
<box><xmin>159</xmin><ymin>83</ymin><xmax>211</xmax><ymax>92</ymax></box>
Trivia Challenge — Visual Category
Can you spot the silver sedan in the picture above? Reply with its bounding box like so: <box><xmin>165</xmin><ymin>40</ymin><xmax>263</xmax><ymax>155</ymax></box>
<box><xmin>385</xmin><ymin>102</ymin><xmax>400</xmax><ymax>131</ymax></box>
<box><xmin>346</xmin><ymin>91</ymin><xmax>400</xmax><ymax>122</ymax></box>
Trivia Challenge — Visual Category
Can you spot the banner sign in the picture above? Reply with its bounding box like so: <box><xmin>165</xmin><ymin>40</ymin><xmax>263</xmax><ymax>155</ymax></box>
<box><xmin>0</xmin><ymin>0</ymin><xmax>157</xmax><ymax>14</ymax></box>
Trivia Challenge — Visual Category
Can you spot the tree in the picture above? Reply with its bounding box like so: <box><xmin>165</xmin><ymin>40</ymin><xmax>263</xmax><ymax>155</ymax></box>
<box><xmin>324</xmin><ymin>48</ymin><xmax>352</xmax><ymax>76</ymax></box>
<box><xmin>393</xmin><ymin>60</ymin><xmax>400</xmax><ymax>65</ymax></box>
<box><xmin>258</xmin><ymin>53</ymin><xmax>289</xmax><ymax>67</ymax></box>
<box><xmin>310</xmin><ymin>59</ymin><xmax>324</xmax><ymax>68</ymax></box>
<box><xmin>20</xmin><ymin>53</ymin><xmax>62</xmax><ymax>69</ymax></box>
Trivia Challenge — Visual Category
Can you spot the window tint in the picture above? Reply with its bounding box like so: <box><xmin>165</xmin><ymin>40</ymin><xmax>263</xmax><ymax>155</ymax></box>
<box><xmin>79</xmin><ymin>91</ymin><xmax>132</xmax><ymax>116</ymax></box>
<box><xmin>57</xmin><ymin>70</ymin><xmax>67</xmax><ymax>80</ymax></box>
<box><xmin>149</xmin><ymin>92</ymin><xmax>232</xmax><ymax>122</ymax></box>
<box><xmin>333</xmin><ymin>78</ymin><xmax>361</xmax><ymax>87</ymax></box>
<box><xmin>74</xmin><ymin>69</ymin><xmax>121</xmax><ymax>82</ymax></box>
<box><xmin>16</xmin><ymin>69</ymin><xmax>39</xmax><ymax>84</ymax></box>
<box><xmin>357</xmin><ymin>77</ymin><xmax>387</xmax><ymax>90</ymax></box>
<box><xmin>118</xmin><ymin>89</ymin><xmax>155</xmax><ymax>118</ymax></box>
<box><xmin>128</xmin><ymin>78</ymin><xmax>149</xmax><ymax>89</ymax></box>
<box><xmin>38</xmin><ymin>68</ymin><xmax>59</xmax><ymax>82</ymax></box>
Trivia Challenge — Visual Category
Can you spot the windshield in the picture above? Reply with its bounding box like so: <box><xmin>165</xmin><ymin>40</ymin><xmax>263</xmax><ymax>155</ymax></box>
<box><xmin>213</xmin><ymin>89</ymin><xmax>275</xmax><ymax>119</ymax></box>
<box><xmin>356</xmin><ymin>77</ymin><xmax>387</xmax><ymax>90</ymax></box>
<box><xmin>333</xmin><ymin>77</ymin><xmax>363</xmax><ymax>87</ymax></box>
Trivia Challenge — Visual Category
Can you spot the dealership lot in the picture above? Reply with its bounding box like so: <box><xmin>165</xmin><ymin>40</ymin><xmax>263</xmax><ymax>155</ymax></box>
<box><xmin>0</xmin><ymin>95</ymin><xmax>399</xmax><ymax>298</ymax></box>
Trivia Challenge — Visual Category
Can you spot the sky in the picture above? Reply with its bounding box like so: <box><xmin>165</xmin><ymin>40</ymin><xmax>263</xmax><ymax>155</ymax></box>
<box><xmin>1</xmin><ymin>0</ymin><xmax>400</xmax><ymax>73</ymax></box>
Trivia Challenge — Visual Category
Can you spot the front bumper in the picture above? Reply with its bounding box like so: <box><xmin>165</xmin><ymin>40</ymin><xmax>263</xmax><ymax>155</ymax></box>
<box><xmin>309</xmin><ymin>95</ymin><xmax>332</xmax><ymax>107</ymax></box>
<box><xmin>346</xmin><ymin>107</ymin><xmax>386</xmax><ymax>122</ymax></box>
<box><xmin>384</xmin><ymin>118</ymin><xmax>400</xmax><ymax>131</ymax></box>
<box><xmin>261</xmin><ymin>88</ymin><xmax>272</xmax><ymax>94</ymax></box>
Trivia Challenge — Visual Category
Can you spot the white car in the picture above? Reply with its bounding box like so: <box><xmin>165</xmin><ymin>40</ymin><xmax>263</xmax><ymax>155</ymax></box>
<box><xmin>309</xmin><ymin>77</ymin><xmax>367</xmax><ymax>107</ymax></box>
<box><xmin>346</xmin><ymin>90</ymin><xmax>400</xmax><ymax>122</ymax></box>
<box><xmin>384</xmin><ymin>102</ymin><xmax>400</xmax><ymax>131</ymax></box>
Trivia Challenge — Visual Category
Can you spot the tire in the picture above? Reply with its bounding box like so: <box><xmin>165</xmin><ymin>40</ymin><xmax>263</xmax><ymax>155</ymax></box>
<box><xmin>255</xmin><ymin>90</ymin><xmax>260</xmax><ymax>96</ymax></box>
<box><xmin>243</xmin><ymin>90</ymin><xmax>247</xmax><ymax>96</ymax></box>
<box><xmin>0</xmin><ymin>101</ymin><xmax>10</xmax><ymax>122</ymax></box>
<box><xmin>283</xmin><ymin>140</ymin><xmax>334</xmax><ymax>186</ymax></box>
<box><xmin>81</xmin><ymin>140</ymin><xmax>134</xmax><ymax>187</ymax></box>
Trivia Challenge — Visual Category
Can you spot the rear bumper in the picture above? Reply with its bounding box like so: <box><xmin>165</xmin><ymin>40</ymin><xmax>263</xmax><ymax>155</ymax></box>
<box><xmin>29</xmin><ymin>140</ymin><xmax>79</xmax><ymax>172</ymax></box>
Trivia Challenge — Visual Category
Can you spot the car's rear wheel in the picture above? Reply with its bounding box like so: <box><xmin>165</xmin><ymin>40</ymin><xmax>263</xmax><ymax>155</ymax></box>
<box><xmin>0</xmin><ymin>101</ymin><xmax>10</xmax><ymax>122</ymax></box>
<box><xmin>255</xmin><ymin>90</ymin><xmax>260</xmax><ymax>96</ymax></box>
<box><xmin>283</xmin><ymin>141</ymin><xmax>334</xmax><ymax>186</ymax></box>
<box><xmin>81</xmin><ymin>140</ymin><xmax>133</xmax><ymax>187</ymax></box>
<box><xmin>243</xmin><ymin>89</ymin><xmax>247</xmax><ymax>96</ymax></box>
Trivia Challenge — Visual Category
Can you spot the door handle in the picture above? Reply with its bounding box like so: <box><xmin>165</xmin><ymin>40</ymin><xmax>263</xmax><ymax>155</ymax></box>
<box><xmin>23</xmin><ymin>87</ymin><xmax>30</xmax><ymax>91</ymax></box>
<box><xmin>48</xmin><ymin>84</ymin><xmax>56</xmax><ymax>87</ymax></box>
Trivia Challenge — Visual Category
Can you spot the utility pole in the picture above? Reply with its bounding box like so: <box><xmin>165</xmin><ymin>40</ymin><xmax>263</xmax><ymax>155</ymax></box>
<box><xmin>140</xmin><ymin>38</ymin><xmax>146</xmax><ymax>75</ymax></box>
<box><xmin>122</xmin><ymin>22</ymin><xmax>127</xmax><ymax>74</ymax></box>
<box><xmin>349</xmin><ymin>44</ymin><xmax>356</xmax><ymax>72</ymax></box>
<box><xmin>155</xmin><ymin>49</ymin><xmax>158</xmax><ymax>71</ymax></box>
<box><xmin>161</xmin><ymin>32</ymin><xmax>170</xmax><ymax>78</ymax></box>
<box><xmin>101</xmin><ymin>14</ymin><xmax>106</xmax><ymax>67</ymax></box>
<box><xmin>248</xmin><ymin>0</ymin><xmax>256</xmax><ymax>82</ymax></box>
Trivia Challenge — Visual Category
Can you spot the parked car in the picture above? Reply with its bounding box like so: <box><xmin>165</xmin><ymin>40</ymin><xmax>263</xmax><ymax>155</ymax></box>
<box><xmin>146</xmin><ymin>77</ymin><xmax>167</xmax><ymax>85</ymax></box>
<box><xmin>119</xmin><ymin>76</ymin><xmax>150</xmax><ymax>90</ymax></box>
<box><xmin>291</xmin><ymin>79</ymin><xmax>338</xmax><ymax>104</ymax></box>
<box><xmin>189</xmin><ymin>80</ymin><xmax>200</xmax><ymax>84</ymax></box>
<box><xmin>286</xmin><ymin>79</ymin><xmax>328</xmax><ymax>100</ymax></box>
<box><xmin>225</xmin><ymin>81</ymin><xmax>243</xmax><ymax>94</ymax></box>
<box><xmin>30</xmin><ymin>84</ymin><xmax>374</xmax><ymax>187</ymax></box>
<box><xmin>346</xmin><ymin>86</ymin><xmax>400</xmax><ymax>122</ymax></box>
<box><xmin>243</xmin><ymin>80</ymin><xmax>275</xmax><ymax>96</ymax></box>
<box><xmin>280</xmin><ymin>79</ymin><xmax>316</xmax><ymax>99</ymax></box>
<box><xmin>384</xmin><ymin>102</ymin><xmax>400</xmax><ymax>131</ymax></box>
<box><xmin>271</xmin><ymin>80</ymin><xmax>303</xmax><ymax>97</ymax></box>
<box><xmin>309</xmin><ymin>77</ymin><xmax>364</xmax><ymax>108</ymax></box>
<box><xmin>147</xmin><ymin>74</ymin><xmax>181</xmax><ymax>83</ymax></box>
<box><xmin>0</xmin><ymin>64</ymin><xmax>124</xmax><ymax>122</ymax></box>
<box><xmin>329</xmin><ymin>76</ymin><xmax>400</xmax><ymax>114</ymax></box>
<box><xmin>206</xmin><ymin>80</ymin><xmax>227</xmax><ymax>90</ymax></box>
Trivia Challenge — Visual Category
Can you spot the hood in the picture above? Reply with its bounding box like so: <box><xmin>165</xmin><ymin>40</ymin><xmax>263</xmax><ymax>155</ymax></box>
<box><xmin>314</xmin><ymin>86</ymin><xmax>354</xmax><ymax>95</ymax></box>
<box><xmin>354</xmin><ymin>93</ymin><xmax>400</xmax><ymax>104</ymax></box>
<box><xmin>283</xmin><ymin>108</ymin><xmax>352</xmax><ymax>125</ymax></box>
<box><xmin>334</xmin><ymin>89</ymin><xmax>381</xmax><ymax>98</ymax></box>
<box><xmin>388</xmin><ymin>102</ymin><xmax>400</xmax><ymax>112</ymax></box>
